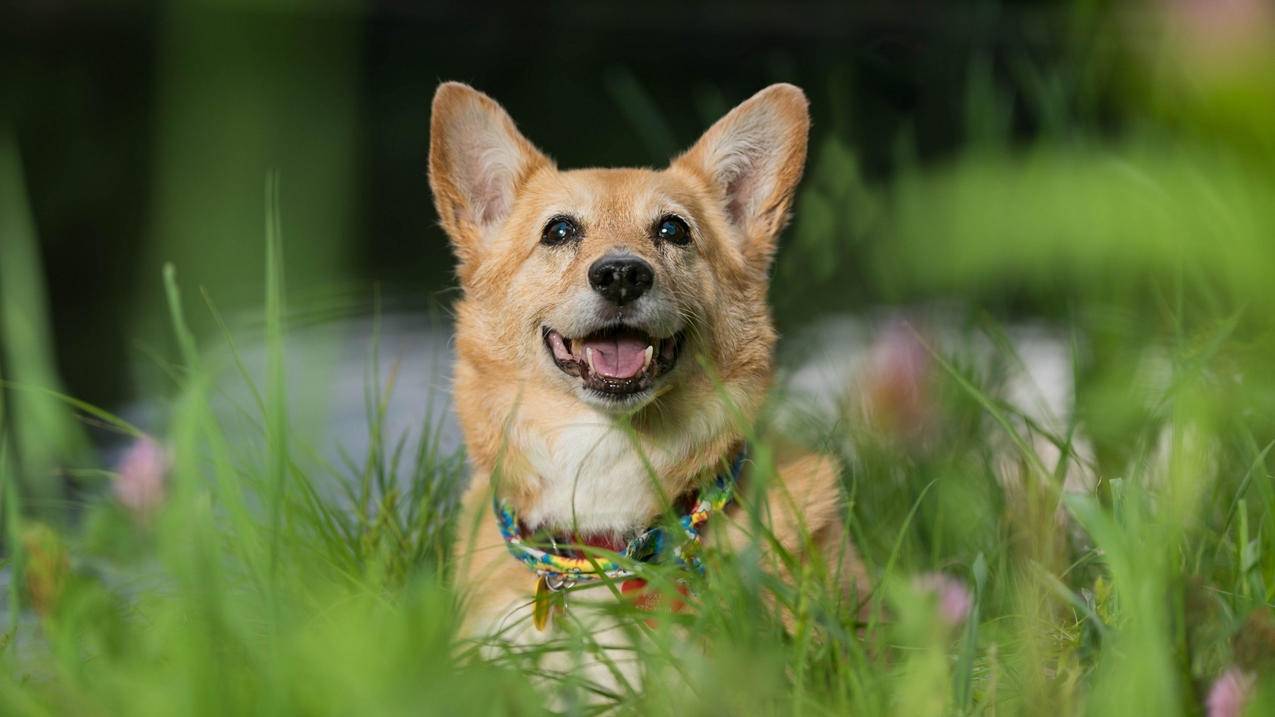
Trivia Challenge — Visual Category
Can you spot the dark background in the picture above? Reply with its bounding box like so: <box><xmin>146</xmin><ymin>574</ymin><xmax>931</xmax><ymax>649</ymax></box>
<box><xmin>3</xmin><ymin>1</ymin><xmax>1093</xmax><ymax>411</ymax></box>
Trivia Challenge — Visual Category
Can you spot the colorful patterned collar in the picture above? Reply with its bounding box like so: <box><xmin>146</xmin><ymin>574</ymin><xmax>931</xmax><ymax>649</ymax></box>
<box><xmin>493</xmin><ymin>445</ymin><xmax>748</xmax><ymax>589</ymax></box>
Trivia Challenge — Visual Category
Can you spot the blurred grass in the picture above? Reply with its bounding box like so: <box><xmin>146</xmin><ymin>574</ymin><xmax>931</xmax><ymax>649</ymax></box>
<box><xmin>0</xmin><ymin>133</ymin><xmax>91</xmax><ymax>513</ymax></box>
<box><xmin>134</xmin><ymin>1</ymin><xmax>362</xmax><ymax>391</ymax></box>
<box><xmin>3</xmin><ymin>1</ymin><xmax>1275</xmax><ymax>714</ymax></box>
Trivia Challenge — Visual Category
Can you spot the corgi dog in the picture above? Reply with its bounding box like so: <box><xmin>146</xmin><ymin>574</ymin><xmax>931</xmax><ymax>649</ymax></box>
<box><xmin>428</xmin><ymin>82</ymin><xmax>868</xmax><ymax>657</ymax></box>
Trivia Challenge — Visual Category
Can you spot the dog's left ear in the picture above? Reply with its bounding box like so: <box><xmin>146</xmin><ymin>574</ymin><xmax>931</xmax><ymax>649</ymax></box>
<box><xmin>672</xmin><ymin>83</ymin><xmax>810</xmax><ymax>265</ymax></box>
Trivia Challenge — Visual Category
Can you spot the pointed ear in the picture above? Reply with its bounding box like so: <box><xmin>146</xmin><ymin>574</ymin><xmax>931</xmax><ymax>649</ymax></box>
<box><xmin>428</xmin><ymin>82</ymin><xmax>551</xmax><ymax>265</ymax></box>
<box><xmin>672</xmin><ymin>84</ymin><xmax>810</xmax><ymax>263</ymax></box>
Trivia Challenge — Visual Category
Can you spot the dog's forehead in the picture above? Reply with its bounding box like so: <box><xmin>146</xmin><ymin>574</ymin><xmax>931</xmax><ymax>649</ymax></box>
<box><xmin>529</xmin><ymin>167</ymin><xmax>700</xmax><ymax>226</ymax></box>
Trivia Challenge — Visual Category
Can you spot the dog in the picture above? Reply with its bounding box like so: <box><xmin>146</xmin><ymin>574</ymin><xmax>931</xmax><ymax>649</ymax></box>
<box><xmin>427</xmin><ymin>81</ymin><xmax>868</xmax><ymax>679</ymax></box>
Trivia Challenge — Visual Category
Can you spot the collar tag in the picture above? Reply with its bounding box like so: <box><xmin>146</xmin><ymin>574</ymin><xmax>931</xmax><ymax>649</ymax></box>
<box><xmin>533</xmin><ymin>575</ymin><xmax>567</xmax><ymax>631</ymax></box>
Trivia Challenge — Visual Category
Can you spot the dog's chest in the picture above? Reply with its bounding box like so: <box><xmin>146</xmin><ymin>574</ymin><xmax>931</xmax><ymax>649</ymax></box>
<box><xmin>518</xmin><ymin>419</ymin><xmax>666</xmax><ymax>535</ymax></box>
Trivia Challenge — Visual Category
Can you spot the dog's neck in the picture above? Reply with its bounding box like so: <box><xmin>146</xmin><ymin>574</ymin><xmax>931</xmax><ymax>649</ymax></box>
<box><xmin>463</xmin><ymin>380</ymin><xmax>750</xmax><ymax>537</ymax></box>
<box><xmin>515</xmin><ymin>402</ymin><xmax>741</xmax><ymax>536</ymax></box>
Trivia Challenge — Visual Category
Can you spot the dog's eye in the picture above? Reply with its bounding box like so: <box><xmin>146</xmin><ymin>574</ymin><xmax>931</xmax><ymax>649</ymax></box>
<box><xmin>541</xmin><ymin>216</ymin><xmax>581</xmax><ymax>246</ymax></box>
<box><xmin>655</xmin><ymin>215</ymin><xmax>691</xmax><ymax>245</ymax></box>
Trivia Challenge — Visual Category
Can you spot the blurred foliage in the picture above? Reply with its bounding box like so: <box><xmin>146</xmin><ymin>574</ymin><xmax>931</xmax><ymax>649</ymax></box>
<box><xmin>0</xmin><ymin>136</ymin><xmax>90</xmax><ymax>512</ymax></box>
<box><xmin>3</xmin><ymin>0</ymin><xmax>1275</xmax><ymax>714</ymax></box>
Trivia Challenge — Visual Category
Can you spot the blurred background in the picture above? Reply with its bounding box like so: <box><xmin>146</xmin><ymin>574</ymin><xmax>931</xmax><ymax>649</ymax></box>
<box><xmin>3</xmin><ymin>0</ymin><xmax>1275</xmax><ymax>497</ymax></box>
<box><xmin>5</xmin><ymin>3</ymin><xmax>1275</xmax><ymax>712</ymax></box>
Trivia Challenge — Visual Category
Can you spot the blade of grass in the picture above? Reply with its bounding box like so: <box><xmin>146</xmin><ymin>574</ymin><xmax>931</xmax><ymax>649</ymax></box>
<box><xmin>265</xmin><ymin>172</ymin><xmax>290</xmax><ymax>578</ymax></box>
<box><xmin>0</xmin><ymin>133</ymin><xmax>91</xmax><ymax>507</ymax></box>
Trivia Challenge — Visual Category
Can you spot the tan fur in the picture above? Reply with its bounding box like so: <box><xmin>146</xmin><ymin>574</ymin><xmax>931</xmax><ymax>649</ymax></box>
<box><xmin>427</xmin><ymin>81</ymin><xmax>867</xmax><ymax>642</ymax></box>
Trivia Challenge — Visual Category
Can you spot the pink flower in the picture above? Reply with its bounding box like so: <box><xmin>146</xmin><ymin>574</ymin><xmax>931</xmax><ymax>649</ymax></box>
<box><xmin>1165</xmin><ymin>0</ymin><xmax>1272</xmax><ymax>50</ymax></box>
<box><xmin>114</xmin><ymin>435</ymin><xmax>169</xmax><ymax>518</ymax></box>
<box><xmin>914</xmin><ymin>572</ymin><xmax>973</xmax><ymax>627</ymax></box>
<box><xmin>1207</xmin><ymin>667</ymin><xmax>1255</xmax><ymax>717</ymax></box>
<box><xmin>859</xmin><ymin>321</ymin><xmax>935</xmax><ymax>443</ymax></box>
<box><xmin>1159</xmin><ymin>0</ymin><xmax>1275</xmax><ymax>75</ymax></box>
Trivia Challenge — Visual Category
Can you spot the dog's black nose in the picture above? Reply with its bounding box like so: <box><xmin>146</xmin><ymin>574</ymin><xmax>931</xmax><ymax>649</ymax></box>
<box><xmin>588</xmin><ymin>255</ymin><xmax>654</xmax><ymax>306</ymax></box>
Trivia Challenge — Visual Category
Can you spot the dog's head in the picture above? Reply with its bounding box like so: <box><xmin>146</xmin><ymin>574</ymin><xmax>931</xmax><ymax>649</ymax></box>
<box><xmin>428</xmin><ymin>83</ymin><xmax>808</xmax><ymax>417</ymax></box>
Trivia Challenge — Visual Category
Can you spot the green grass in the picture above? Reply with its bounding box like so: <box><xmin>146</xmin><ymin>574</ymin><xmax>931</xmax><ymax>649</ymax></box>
<box><xmin>4</xmin><ymin>14</ymin><xmax>1275</xmax><ymax>713</ymax></box>
<box><xmin>1</xmin><ymin>160</ymin><xmax>1273</xmax><ymax>714</ymax></box>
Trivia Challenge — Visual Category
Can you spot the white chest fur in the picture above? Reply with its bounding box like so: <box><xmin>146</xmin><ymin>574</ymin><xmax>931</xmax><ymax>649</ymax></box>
<box><xmin>516</xmin><ymin>415</ymin><xmax>668</xmax><ymax>535</ymax></box>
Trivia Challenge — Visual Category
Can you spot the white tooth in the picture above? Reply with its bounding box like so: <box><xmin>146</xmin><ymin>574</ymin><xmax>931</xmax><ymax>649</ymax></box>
<box><xmin>642</xmin><ymin>345</ymin><xmax>654</xmax><ymax>371</ymax></box>
<box><xmin>586</xmin><ymin>347</ymin><xmax>597</xmax><ymax>375</ymax></box>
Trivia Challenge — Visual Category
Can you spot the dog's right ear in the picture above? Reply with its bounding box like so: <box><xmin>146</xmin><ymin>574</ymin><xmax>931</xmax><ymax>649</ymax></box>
<box><xmin>428</xmin><ymin>82</ymin><xmax>551</xmax><ymax>269</ymax></box>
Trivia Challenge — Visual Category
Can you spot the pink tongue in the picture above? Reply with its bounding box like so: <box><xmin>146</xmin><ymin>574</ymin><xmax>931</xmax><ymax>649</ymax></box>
<box><xmin>584</xmin><ymin>335</ymin><xmax>649</xmax><ymax>379</ymax></box>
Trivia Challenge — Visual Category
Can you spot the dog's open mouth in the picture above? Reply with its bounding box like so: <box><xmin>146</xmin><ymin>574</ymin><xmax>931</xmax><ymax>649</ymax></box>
<box><xmin>542</xmin><ymin>325</ymin><xmax>683</xmax><ymax>398</ymax></box>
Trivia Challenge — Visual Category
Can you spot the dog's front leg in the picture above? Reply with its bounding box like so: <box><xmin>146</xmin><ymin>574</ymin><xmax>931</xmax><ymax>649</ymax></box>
<box><xmin>711</xmin><ymin>450</ymin><xmax>871</xmax><ymax>629</ymax></box>
<box><xmin>452</xmin><ymin>476</ymin><xmax>642</xmax><ymax>702</ymax></box>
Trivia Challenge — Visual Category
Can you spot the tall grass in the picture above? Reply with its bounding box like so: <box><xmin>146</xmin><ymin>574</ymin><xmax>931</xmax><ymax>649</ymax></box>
<box><xmin>1</xmin><ymin>167</ymin><xmax>1272</xmax><ymax>714</ymax></box>
<box><xmin>3</xmin><ymin>6</ymin><xmax>1275</xmax><ymax>713</ymax></box>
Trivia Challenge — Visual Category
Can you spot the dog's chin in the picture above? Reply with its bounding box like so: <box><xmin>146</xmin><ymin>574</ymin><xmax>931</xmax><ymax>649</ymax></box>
<box><xmin>577</xmin><ymin>385</ymin><xmax>658</xmax><ymax>413</ymax></box>
<box><xmin>541</xmin><ymin>324</ymin><xmax>684</xmax><ymax>414</ymax></box>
